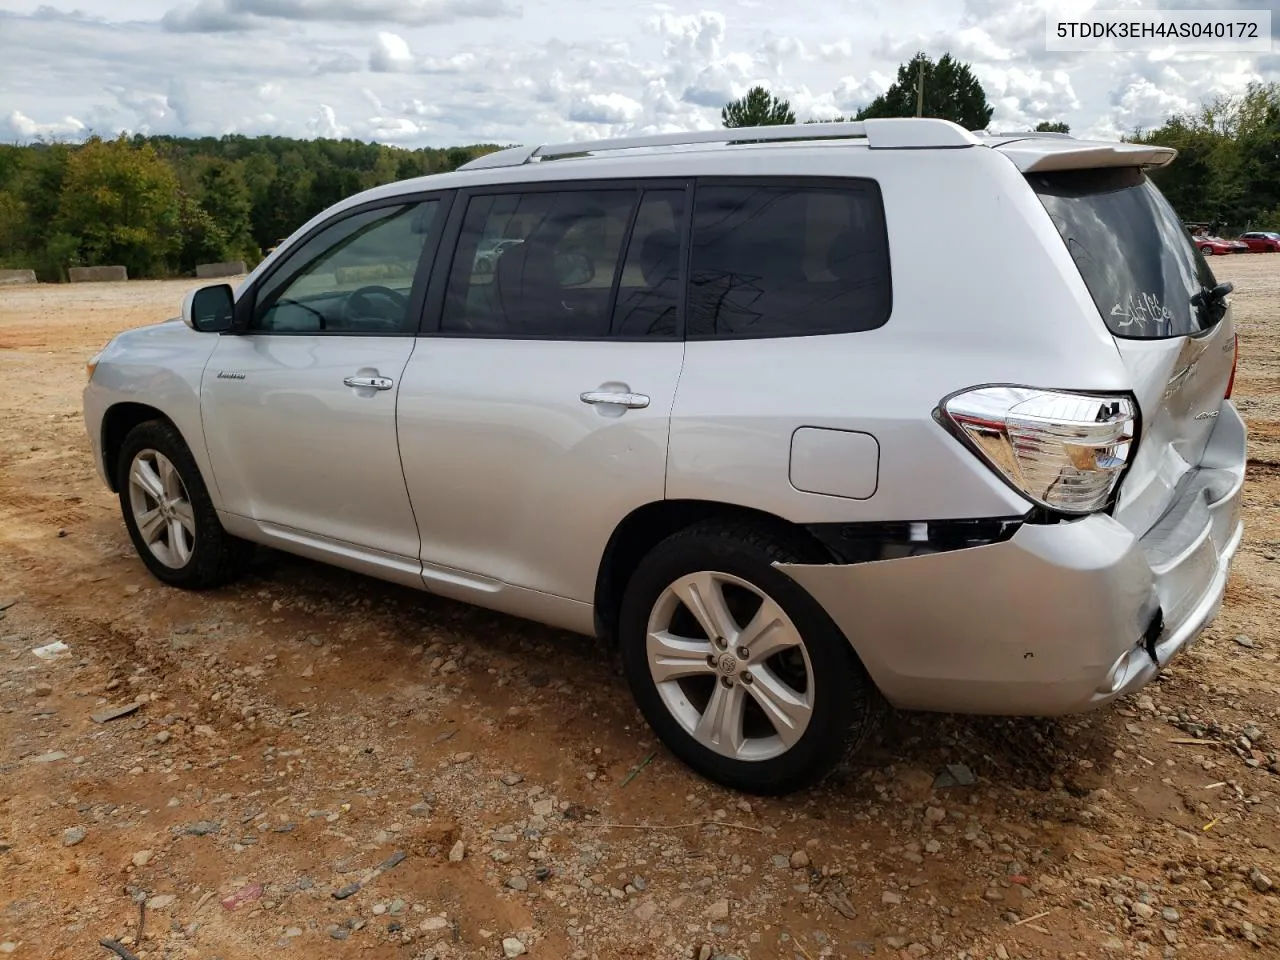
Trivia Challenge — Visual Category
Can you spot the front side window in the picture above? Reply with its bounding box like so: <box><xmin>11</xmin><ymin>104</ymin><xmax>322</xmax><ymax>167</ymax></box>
<box><xmin>686</xmin><ymin>181</ymin><xmax>892</xmax><ymax>339</ymax></box>
<box><xmin>252</xmin><ymin>199</ymin><xmax>439</xmax><ymax>334</ymax></box>
<box><xmin>1028</xmin><ymin>167</ymin><xmax>1220</xmax><ymax>339</ymax></box>
<box><xmin>440</xmin><ymin>189</ymin><xmax>637</xmax><ymax>338</ymax></box>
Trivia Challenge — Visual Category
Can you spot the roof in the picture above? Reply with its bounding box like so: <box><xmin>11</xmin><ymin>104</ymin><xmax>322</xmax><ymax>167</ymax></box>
<box><xmin>457</xmin><ymin>119</ymin><xmax>1178</xmax><ymax>175</ymax></box>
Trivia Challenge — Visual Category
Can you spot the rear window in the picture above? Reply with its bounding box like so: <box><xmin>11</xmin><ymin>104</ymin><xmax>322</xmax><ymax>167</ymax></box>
<box><xmin>1028</xmin><ymin>166</ymin><xmax>1220</xmax><ymax>340</ymax></box>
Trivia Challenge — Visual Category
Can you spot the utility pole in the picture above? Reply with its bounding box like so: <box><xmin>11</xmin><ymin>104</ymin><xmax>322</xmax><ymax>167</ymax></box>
<box><xmin>915</xmin><ymin>60</ymin><xmax>925</xmax><ymax>117</ymax></box>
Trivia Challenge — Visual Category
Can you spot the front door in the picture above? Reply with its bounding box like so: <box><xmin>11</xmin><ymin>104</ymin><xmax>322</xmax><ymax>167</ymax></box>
<box><xmin>201</xmin><ymin>196</ymin><xmax>446</xmax><ymax>570</ymax></box>
<box><xmin>397</xmin><ymin>182</ymin><xmax>689</xmax><ymax>603</ymax></box>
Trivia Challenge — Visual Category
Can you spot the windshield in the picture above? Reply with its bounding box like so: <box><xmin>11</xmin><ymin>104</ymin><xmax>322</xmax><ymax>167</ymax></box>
<box><xmin>1028</xmin><ymin>166</ymin><xmax>1220</xmax><ymax>340</ymax></box>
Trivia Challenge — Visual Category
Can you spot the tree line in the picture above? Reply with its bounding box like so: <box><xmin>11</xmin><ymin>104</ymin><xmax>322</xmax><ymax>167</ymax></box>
<box><xmin>2</xmin><ymin>53</ymin><xmax>1278</xmax><ymax>281</ymax></box>
<box><xmin>0</xmin><ymin>135</ymin><xmax>502</xmax><ymax>281</ymax></box>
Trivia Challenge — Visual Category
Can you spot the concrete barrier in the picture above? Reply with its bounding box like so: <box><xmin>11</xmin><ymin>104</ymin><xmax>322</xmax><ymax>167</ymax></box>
<box><xmin>69</xmin><ymin>265</ymin><xmax>128</xmax><ymax>283</ymax></box>
<box><xmin>196</xmin><ymin>260</ymin><xmax>247</xmax><ymax>279</ymax></box>
<box><xmin>0</xmin><ymin>269</ymin><xmax>37</xmax><ymax>286</ymax></box>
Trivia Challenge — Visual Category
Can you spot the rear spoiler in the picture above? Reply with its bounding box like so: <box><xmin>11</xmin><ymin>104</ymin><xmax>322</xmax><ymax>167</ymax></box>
<box><xmin>984</xmin><ymin>136</ymin><xmax>1177</xmax><ymax>173</ymax></box>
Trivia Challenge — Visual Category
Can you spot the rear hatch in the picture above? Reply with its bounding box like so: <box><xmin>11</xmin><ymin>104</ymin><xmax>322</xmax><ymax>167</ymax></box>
<box><xmin>1021</xmin><ymin>160</ymin><xmax>1237</xmax><ymax>538</ymax></box>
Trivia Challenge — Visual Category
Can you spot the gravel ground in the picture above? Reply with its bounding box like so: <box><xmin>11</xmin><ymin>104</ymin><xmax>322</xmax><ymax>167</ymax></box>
<box><xmin>1</xmin><ymin>259</ymin><xmax>1279</xmax><ymax>960</ymax></box>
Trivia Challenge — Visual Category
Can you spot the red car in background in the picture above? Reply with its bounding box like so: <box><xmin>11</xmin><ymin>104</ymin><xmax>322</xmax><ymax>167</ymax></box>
<box><xmin>1239</xmin><ymin>231</ymin><xmax>1280</xmax><ymax>252</ymax></box>
<box><xmin>1194</xmin><ymin>235</ymin><xmax>1249</xmax><ymax>256</ymax></box>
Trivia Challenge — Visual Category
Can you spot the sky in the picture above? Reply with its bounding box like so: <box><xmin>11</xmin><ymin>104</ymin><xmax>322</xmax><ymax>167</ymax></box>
<box><xmin>0</xmin><ymin>0</ymin><xmax>1277</xmax><ymax>149</ymax></box>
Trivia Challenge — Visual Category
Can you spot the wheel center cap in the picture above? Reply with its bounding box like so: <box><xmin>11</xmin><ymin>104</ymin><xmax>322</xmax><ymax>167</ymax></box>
<box><xmin>716</xmin><ymin>654</ymin><xmax>738</xmax><ymax>675</ymax></box>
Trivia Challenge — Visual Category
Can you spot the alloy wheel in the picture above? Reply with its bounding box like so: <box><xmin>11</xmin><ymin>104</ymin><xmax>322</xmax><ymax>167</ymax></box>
<box><xmin>645</xmin><ymin>570</ymin><xmax>814</xmax><ymax>762</ymax></box>
<box><xmin>127</xmin><ymin>448</ymin><xmax>197</xmax><ymax>569</ymax></box>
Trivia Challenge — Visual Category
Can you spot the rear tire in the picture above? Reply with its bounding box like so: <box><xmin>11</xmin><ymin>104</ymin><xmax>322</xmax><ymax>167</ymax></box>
<box><xmin>618</xmin><ymin>520</ymin><xmax>879</xmax><ymax>795</ymax></box>
<box><xmin>116</xmin><ymin>420</ymin><xmax>254</xmax><ymax>589</ymax></box>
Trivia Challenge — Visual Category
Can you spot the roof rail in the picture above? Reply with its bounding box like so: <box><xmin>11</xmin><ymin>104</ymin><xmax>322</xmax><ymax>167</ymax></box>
<box><xmin>980</xmin><ymin>130</ymin><xmax>1076</xmax><ymax>140</ymax></box>
<box><xmin>458</xmin><ymin>117</ymin><xmax>981</xmax><ymax>171</ymax></box>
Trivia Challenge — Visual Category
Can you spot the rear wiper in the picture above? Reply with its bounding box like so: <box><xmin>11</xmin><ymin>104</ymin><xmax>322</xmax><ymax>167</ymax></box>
<box><xmin>1191</xmin><ymin>281</ymin><xmax>1234</xmax><ymax>307</ymax></box>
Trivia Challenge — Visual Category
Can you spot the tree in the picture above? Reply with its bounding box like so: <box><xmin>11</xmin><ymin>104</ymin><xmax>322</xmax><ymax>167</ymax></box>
<box><xmin>54</xmin><ymin>135</ymin><xmax>182</xmax><ymax>277</ymax></box>
<box><xmin>722</xmin><ymin>86</ymin><xmax>796</xmax><ymax>128</ymax></box>
<box><xmin>854</xmin><ymin>52</ymin><xmax>993</xmax><ymax>131</ymax></box>
<box><xmin>1035</xmin><ymin>121</ymin><xmax>1070</xmax><ymax>133</ymax></box>
<box><xmin>199</xmin><ymin>159</ymin><xmax>258</xmax><ymax>260</ymax></box>
<box><xmin>1132</xmin><ymin>81</ymin><xmax>1280</xmax><ymax>232</ymax></box>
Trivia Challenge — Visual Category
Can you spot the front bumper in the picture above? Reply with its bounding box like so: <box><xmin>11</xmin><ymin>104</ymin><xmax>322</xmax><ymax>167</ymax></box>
<box><xmin>83</xmin><ymin>381</ymin><xmax>110</xmax><ymax>488</ymax></box>
<box><xmin>776</xmin><ymin>408</ymin><xmax>1246</xmax><ymax>717</ymax></box>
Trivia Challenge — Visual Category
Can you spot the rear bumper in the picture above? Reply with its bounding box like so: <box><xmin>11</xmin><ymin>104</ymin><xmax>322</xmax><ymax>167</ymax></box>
<box><xmin>776</xmin><ymin>404</ymin><xmax>1246</xmax><ymax>716</ymax></box>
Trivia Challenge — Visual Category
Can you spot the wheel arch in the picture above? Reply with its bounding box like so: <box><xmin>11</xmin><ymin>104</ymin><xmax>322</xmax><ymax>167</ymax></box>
<box><xmin>101</xmin><ymin>402</ymin><xmax>183</xmax><ymax>493</ymax></box>
<box><xmin>593</xmin><ymin>499</ymin><xmax>837</xmax><ymax>644</ymax></box>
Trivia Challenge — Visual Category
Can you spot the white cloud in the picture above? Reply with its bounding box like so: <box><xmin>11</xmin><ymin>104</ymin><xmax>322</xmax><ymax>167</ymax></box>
<box><xmin>833</xmin><ymin>73</ymin><xmax>892</xmax><ymax>111</ymax></box>
<box><xmin>976</xmin><ymin>65</ymin><xmax>1081</xmax><ymax>128</ymax></box>
<box><xmin>3</xmin><ymin>109</ymin><xmax>87</xmax><ymax>139</ymax></box>
<box><xmin>162</xmin><ymin>0</ymin><xmax>520</xmax><ymax>32</ymax></box>
<box><xmin>369</xmin><ymin>31</ymin><xmax>414</xmax><ymax>72</ymax></box>
<box><xmin>307</xmin><ymin>103</ymin><xmax>346</xmax><ymax>138</ymax></box>
<box><xmin>567</xmin><ymin>91</ymin><xmax>643</xmax><ymax>125</ymax></box>
<box><xmin>0</xmin><ymin>0</ymin><xmax>1276</xmax><ymax>151</ymax></box>
<box><xmin>368</xmin><ymin>116</ymin><xmax>422</xmax><ymax>139</ymax></box>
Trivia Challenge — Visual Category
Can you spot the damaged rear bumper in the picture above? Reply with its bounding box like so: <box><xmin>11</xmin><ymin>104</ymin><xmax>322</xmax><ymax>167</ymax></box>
<box><xmin>775</xmin><ymin>418</ymin><xmax>1245</xmax><ymax>717</ymax></box>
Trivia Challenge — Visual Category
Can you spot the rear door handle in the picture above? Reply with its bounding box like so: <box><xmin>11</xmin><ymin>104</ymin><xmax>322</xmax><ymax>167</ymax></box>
<box><xmin>580</xmin><ymin>390</ymin><xmax>650</xmax><ymax>409</ymax></box>
<box><xmin>344</xmin><ymin>376</ymin><xmax>394</xmax><ymax>391</ymax></box>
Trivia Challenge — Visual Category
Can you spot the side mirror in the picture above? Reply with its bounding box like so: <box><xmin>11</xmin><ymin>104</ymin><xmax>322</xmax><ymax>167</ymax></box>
<box><xmin>181</xmin><ymin>284</ymin><xmax>235</xmax><ymax>333</ymax></box>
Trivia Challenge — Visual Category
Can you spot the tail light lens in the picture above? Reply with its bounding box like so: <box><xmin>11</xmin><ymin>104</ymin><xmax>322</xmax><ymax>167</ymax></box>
<box><xmin>1225</xmin><ymin>334</ymin><xmax>1238</xmax><ymax>399</ymax></box>
<box><xmin>940</xmin><ymin>387</ymin><xmax>1137</xmax><ymax>515</ymax></box>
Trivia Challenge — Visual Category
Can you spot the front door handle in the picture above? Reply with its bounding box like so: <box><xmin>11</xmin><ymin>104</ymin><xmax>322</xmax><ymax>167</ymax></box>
<box><xmin>580</xmin><ymin>390</ymin><xmax>650</xmax><ymax>409</ymax></box>
<box><xmin>344</xmin><ymin>376</ymin><xmax>394</xmax><ymax>391</ymax></box>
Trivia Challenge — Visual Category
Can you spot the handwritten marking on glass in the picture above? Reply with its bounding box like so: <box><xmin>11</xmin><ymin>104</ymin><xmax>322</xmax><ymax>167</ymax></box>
<box><xmin>1110</xmin><ymin>292</ymin><xmax>1172</xmax><ymax>333</ymax></box>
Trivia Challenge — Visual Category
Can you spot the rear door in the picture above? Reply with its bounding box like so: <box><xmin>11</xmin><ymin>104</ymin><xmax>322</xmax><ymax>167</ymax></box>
<box><xmin>396</xmin><ymin>180</ymin><xmax>689</xmax><ymax>603</ymax></box>
<box><xmin>1026</xmin><ymin>165</ymin><xmax>1237</xmax><ymax>537</ymax></box>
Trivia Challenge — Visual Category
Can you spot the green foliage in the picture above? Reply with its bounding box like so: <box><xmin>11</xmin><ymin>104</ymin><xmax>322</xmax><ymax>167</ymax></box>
<box><xmin>55</xmin><ymin>136</ymin><xmax>182</xmax><ymax>278</ymax></box>
<box><xmin>722</xmin><ymin>86</ymin><xmax>797</xmax><ymax>128</ymax></box>
<box><xmin>1035</xmin><ymin>121</ymin><xmax>1070</xmax><ymax>133</ymax></box>
<box><xmin>853</xmin><ymin>52</ymin><xmax>993</xmax><ymax>131</ymax></box>
<box><xmin>1130</xmin><ymin>81</ymin><xmax>1280</xmax><ymax>233</ymax></box>
<box><xmin>0</xmin><ymin>134</ymin><xmax>505</xmax><ymax>279</ymax></box>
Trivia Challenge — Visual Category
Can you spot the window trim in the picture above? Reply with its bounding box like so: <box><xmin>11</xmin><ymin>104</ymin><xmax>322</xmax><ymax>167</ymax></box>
<box><xmin>229</xmin><ymin>190</ymin><xmax>456</xmax><ymax>338</ymax></box>
<box><xmin>419</xmin><ymin>177</ymin><xmax>693</xmax><ymax>342</ymax></box>
<box><xmin>683</xmin><ymin>175</ymin><xmax>894</xmax><ymax>342</ymax></box>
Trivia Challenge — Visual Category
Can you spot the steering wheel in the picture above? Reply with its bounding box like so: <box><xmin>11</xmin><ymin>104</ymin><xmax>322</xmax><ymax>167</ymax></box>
<box><xmin>342</xmin><ymin>285</ymin><xmax>410</xmax><ymax>327</ymax></box>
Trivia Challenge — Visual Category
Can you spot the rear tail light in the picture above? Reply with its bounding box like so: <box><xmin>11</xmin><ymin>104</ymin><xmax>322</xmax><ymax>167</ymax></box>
<box><xmin>1225</xmin><ymin>334</ymin><xmax>1238</xmax><ymax>399</ymax></box>
<box><xmin>939</xmin><ymin>387</ymin><xmax>1137</xmax><ymax>515</ymax></box>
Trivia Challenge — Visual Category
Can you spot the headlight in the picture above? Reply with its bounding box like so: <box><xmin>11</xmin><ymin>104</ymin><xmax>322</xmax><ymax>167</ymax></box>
<box><xmin>86</xmin><ymin>350</ymin><xmax>104</xmax><ymax>382</ymax></box>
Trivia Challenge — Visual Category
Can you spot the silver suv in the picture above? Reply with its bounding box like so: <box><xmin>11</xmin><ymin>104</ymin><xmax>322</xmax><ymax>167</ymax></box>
<box><xmin>82</xmin><ymin>119</ymin><xmax>1245</xmax><ymax>795</ymax></box>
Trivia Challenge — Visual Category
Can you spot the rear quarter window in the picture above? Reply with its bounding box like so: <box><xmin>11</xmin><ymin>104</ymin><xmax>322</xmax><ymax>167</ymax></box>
<box><xmin>1028</xmin><ymin>166</ymin><xmax>1220</xmax><ymax>340</ymax></box>
<box><xmin>686</xmin><ymin>179</ymin><xmax>892</xmax><ymax>339</ymax></box>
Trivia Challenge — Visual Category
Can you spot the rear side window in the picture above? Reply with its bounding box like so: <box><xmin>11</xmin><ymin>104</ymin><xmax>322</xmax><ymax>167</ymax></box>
<box><xmin>686</xmin><ymin>180</ymin><xmax>892</xmax><ymax>339</ymax></box>
<box><xmin>1028</xmin><ymin>167</ymin><xmax>1220</xmax><ymax>339</ymax></box>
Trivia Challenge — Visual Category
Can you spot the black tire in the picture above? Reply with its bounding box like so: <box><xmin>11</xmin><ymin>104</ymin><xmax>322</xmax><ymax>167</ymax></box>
<box><xmin>618</xmin><ymin>520</ymin><xmax>880</xmax><ymax>796</ymax></box>
<box><xmin>115</xmin><ymin>419</ymin><xmax>254</xmax><ymax>589</ymax></box>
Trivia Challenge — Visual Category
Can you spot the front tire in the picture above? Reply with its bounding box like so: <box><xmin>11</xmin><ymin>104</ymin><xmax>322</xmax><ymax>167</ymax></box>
<box><xmin>116</xmin><ymin>420</ymin><xmax>253</xmax><ymax>589</ymax></box>
<box><xmin>618</xmin><ymin>521</ymin><xmax>879</xmax><ymax>795</ymax></box>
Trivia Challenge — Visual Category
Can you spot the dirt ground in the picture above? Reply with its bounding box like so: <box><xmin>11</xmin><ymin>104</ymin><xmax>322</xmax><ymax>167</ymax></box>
<box><xmin>1</xmin><ymin>260</ymin><xmax>1279</xmax><ymax>960</ymax></box>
